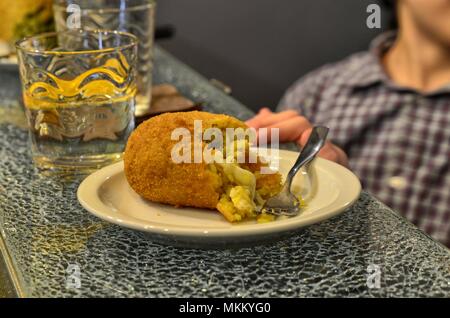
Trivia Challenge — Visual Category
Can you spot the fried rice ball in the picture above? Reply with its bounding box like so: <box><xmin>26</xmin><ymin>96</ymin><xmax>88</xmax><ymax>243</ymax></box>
<box><xmin>123</xmin><ymin>111</ymin><xmax>282</xmax><ymax>221</ymax></box>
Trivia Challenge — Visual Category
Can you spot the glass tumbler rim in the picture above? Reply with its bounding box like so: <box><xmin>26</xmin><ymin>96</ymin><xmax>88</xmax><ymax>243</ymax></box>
<box><xmin>53</xmin><ymin>0</ymin><xmax>155</xmax><ymax>13</ymax></box>
<box><xmin>15</xmin><ymin>29</ymin><xmax>139</xmax><ymax>56</ymax></box>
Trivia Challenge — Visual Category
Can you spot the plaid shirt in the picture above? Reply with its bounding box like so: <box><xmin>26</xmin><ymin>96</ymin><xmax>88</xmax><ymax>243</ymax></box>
<box><xmin>278</xmin><ymin>32</ymin><xmax>450</xmax><ymax>247</ymax></box>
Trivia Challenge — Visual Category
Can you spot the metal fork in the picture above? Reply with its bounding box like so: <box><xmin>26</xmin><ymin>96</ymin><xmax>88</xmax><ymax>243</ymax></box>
<box><xmin>260</xmin><ymin>126</ymin><xmax>329</xmax><ymax>217</ymax></box>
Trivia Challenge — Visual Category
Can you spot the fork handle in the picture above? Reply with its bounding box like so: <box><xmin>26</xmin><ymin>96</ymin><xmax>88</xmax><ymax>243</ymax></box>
<box><xmin>284</xmin><ymin>126</ymin><xmax>329</xmax><ymax>191</ymax></box>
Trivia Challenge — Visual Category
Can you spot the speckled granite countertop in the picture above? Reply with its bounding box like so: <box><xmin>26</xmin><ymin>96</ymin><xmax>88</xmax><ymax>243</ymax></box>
<box><xmin>0</xmin><ymin>47</ymin><xmax>449</xmax><ymax>298</ymax></box>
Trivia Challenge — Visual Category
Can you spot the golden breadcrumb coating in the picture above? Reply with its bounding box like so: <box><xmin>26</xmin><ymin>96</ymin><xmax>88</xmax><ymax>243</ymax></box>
<box><xmin>124</xmin><ymin>111</ymin><xmax>246</xmax><ymax>209</ymax></box>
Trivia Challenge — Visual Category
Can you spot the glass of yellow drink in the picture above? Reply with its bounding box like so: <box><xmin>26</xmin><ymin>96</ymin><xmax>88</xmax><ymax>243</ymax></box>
<box><xmin>15</xmin><ymin>30</ymin><xmax>138</xmax><ymax>173</ymax></box>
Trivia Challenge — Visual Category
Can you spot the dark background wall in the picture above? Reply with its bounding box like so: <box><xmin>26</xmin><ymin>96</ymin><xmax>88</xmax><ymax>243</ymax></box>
<box><xmin>156</xmin><ymin>0</ymin><xmax>393</xmax><ymax>111</ymax></box>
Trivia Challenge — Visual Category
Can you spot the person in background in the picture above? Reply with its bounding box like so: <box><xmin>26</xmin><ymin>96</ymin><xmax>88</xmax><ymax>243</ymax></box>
<box><xmin>246</xmin><ymin>0</ymin><xmax>450</xmax><ymax>247</ymax></box>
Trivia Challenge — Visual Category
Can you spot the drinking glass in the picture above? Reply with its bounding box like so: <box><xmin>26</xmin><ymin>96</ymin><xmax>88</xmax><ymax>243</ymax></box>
<box><xmin>53</xmin><ymin>0</ymin><xmax>156</xmax><ymax>117</ymax></box>
<box><xmin>16</xmin><ymin>30</ymin><xmax>138</xmax><ymax>173</ymax></box>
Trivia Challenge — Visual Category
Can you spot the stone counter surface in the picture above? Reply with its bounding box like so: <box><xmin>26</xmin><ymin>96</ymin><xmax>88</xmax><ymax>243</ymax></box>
<box><xmin>0</xmin><ymin>47</ymin><xmax>449</xmax><ymax>297</ymax></box>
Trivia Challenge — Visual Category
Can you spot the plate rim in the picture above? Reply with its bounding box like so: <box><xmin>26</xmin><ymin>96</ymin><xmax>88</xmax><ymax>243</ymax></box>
<box><xmin>77</xmin><ymin>149</ymin><xmax>361</xmax><ymax>238</ymax></box>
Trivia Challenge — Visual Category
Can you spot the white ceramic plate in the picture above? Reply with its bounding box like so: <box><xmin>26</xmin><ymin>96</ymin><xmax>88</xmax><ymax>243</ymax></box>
<box><xmin>77</xmin><ymin>149</ymin><xmax>361</xmax><ymax>246</ymax></box>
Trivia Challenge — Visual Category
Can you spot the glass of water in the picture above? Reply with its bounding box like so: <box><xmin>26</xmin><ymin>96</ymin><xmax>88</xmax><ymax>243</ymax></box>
<box><xmin>16</xmin><ymin>30</ymin><xmax>138</xmax><ymax>173</ymax></box>
<box><xmin>53</xmin><ymin>0</ymin><xmax>156</xmax><ymax>117</ymax></box>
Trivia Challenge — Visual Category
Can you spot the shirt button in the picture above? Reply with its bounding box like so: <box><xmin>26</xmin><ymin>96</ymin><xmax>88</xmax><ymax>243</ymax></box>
<box><xmin>388</xmin><ymin>176</ymin><xmax>407</xmax><ymax>190</ymax></box>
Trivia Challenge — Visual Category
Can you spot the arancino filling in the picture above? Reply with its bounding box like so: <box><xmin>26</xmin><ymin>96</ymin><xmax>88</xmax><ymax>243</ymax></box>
<box><xmin>206</xmin><ymin>139</ymin><xmax>282</xmax><ymax>223</ymax></box>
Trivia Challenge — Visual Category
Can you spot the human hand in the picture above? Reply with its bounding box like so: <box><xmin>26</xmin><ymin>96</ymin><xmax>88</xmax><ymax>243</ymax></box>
<box><xmin>246</xmin><ymin>108</ymin><xmax>349</xmax><ymax>167</ymax></box>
